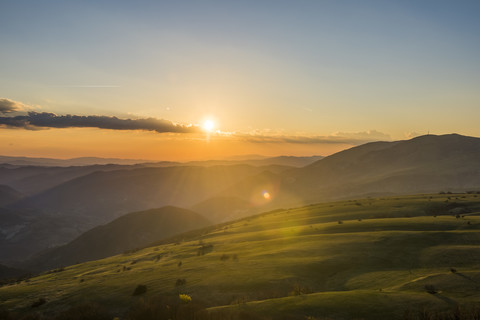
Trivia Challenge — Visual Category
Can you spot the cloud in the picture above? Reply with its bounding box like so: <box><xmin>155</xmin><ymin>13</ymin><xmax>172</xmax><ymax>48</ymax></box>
<box><xmin>0</xmin><ymin>112</ymin><xmax>201</xmax><ymax>134</ymax></box>
<box><xmin>0</xmin><ymin>98</ymin><xmax>391</xmax><ymax>145</ymax></box>
<box><xmin>0</xmin><ymin>98</ymin><xmax>24</xmax><ymax>114</ymax></box>
<box><xmin>227</xmin><ymin>130</ymin><xmax>391</xmax><ymax>145</ymax></box>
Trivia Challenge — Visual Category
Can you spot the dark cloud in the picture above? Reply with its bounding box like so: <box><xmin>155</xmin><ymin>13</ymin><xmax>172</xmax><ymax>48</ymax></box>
<box><xmin>0</xmin><ymin>98</ymin><xmax>22</xmax><ymax>114</ymax></box>
<box><xmin>0</xmin><ymin>112</ymin><xmax>201</xmax><ymax>134</ymax></box>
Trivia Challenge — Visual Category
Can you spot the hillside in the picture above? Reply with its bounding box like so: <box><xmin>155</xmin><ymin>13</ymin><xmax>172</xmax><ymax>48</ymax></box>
<box><xmin>2</xmin><ymin>193</ymin><xmax>480</xmax><ymax>319</ymax></box>
<box><xmin>0</xmin><ymin>208</ymin><xmax>87</xmax><ymax>264</ymax></box>
<box><xmin>0</xmin><ymin>185</ymin><xmax>23</xmax><ymax>207</ymax></box>
<box><xmin>27</xmin><ymin>206</ymin><xmax>211</xmax><ymax>271</ymax></box>
<box><xmin>283</xmin><ymin>134</ymin><xmax>480</xmax><ymax>202</ymax></box>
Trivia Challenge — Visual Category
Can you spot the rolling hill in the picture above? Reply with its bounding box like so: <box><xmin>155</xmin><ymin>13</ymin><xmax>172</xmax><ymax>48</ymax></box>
<box><xmin>27</xmin><ymin>206</ymin><xmax>211</xmax><ymax>271</ymax></box>
<box><xmin>2</xmin><ymin>193</ymin><xmax>480</xmax><ymax>319</ymax></box>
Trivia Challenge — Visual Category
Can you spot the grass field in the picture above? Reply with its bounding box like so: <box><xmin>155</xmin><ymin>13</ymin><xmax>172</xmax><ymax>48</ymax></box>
<box><xmin>1</xmin><ymin>193</ymin><xmax>480</xmax><ymax>319</ymax></box>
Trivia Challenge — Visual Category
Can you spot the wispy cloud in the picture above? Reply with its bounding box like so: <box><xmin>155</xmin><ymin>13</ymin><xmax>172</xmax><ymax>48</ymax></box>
<box><xmin>231</xmin><ymin>130</ymin><xmax>391</xmax><ymax>145</ymax></box>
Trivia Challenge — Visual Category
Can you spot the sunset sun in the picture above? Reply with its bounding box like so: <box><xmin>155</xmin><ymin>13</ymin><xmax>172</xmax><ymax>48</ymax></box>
<box><xmin>202</xmin><ymin>119</ymin><xmax>215</xmax><ymax>132</ymax></box>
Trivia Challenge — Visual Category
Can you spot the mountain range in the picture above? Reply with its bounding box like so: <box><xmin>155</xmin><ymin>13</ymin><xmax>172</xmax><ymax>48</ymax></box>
<box><xmin>0</xmin><ymin>134</ymin><xmax>479</xmax><ymax>269</ymax></box>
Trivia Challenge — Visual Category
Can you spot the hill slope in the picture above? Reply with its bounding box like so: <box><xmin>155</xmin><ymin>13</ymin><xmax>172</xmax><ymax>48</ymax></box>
<box><xmin>284</xmin><ymin>134</ymin><xmax>480</xmax><ymax>202</ymax></box>
<box><xmin>2</xmin><ymin>193</ymin><xmax>480</xmax><ymax>319</ymax></box>
<box><xmin>27</xmin><ymin>206</ymin><xmax>211</xmax><ymax>271</ymax></box>
<box><xmin>0</xmin><ymin>185</ymin><xmax>23</xmax><ymax>207</ymax></box>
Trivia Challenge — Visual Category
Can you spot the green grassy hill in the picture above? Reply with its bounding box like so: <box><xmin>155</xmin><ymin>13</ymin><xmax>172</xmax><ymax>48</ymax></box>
<box><xmin>2</xmin><ymin>193</ymin><xmax>480</xmax><ymax>319</ymax></box>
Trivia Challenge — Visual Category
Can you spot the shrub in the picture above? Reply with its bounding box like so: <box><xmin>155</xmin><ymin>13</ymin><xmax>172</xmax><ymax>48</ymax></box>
<box><xmin>197</xmin><ymin>244</ymin><xmax>214</xmax><ymax>256</ymax></box>
<box><xmin>132</xmin><ymin>284</ymin><xmax>147</xmax><ymax>296</ymax></box>
<box><xmin>220</xmin><ymin>254</ymin><xmax>230</xmax><ymax>261</ymax></box>
<box><xmin>30</xmin><ymin>298</ymin><xmax>46</xmax><ymax>308</ymax></box>
<box><xmin>289</xmin><ymin>283</ymin><xmax>312</xmax><ymax>296</ymax></box>
<box><xmin>425</xmin><ymin>284</ymin><xmax>437</xmax><ymax>294</ymax></box>
<box><xmin>175</xmin><ymin>278</ymin><xmax>186</xmax><ymax>287</ymax></box>
<box><xmin>450</xmin><ymin>268</ymin><xmax>457</xmax><ymax>273</ymax></box>
<box><xmin>179</xmin><ymin>294</ymin><xmax>192</xmax><ymax>303</ymax></box>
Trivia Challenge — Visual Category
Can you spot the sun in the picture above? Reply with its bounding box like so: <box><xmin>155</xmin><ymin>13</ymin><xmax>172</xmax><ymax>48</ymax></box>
<box><xmin>202</xmin><ymin>119</ymin><xmax>215</xmax><ymax>132</ymax></box>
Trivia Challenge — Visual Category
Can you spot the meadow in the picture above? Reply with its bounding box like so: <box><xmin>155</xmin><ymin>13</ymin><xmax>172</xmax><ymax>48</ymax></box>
<box><xmin>1</xmin><ymin>193</ymin><xmax>480</xmax><ymax>319</ymax></box>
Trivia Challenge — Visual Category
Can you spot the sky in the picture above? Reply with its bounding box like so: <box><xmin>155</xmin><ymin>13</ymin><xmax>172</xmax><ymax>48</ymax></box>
<box><xmin>1</xmin><ymin>0</ymin><xmax>479</xmax><ymax>160</ymax></box>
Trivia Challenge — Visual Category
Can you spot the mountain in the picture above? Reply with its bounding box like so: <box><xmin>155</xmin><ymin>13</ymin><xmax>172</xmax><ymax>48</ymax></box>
<box><xmin>0</xmin><ymin>185</ymin><xmax>23</xmax><ymax>207</ymax></box>
<box><xmin>191</xmin><ymin>134</ymin><xmax>480</xmax><ymax>221</ymax></box>
<box><xmin>27</xmin><ymin>206</ymin><xmax>211</xmax><ymax>271</ymax></box>
<box><xmin>0</xmin><ymin>154</ymin><xmax>323</xmax><ymax>168</ymax></box>
<box><xmin>282</xmin><ymin>134</ymin><xmax>480</xmax><ymax>203</ymax></box>
<box><xmin>181</xmin><ymin>155</ymin><xmax>324</xmax><ymax>168</ymax></box>
<box><xmin>242</xmin><ymin>155</ymin><xmax>324</xmax><ymax>167</ymax></box>
<box><xmin>4</xmin><ymin>134</ymin><xmax>480</xmax><ymax>265</ymax></box>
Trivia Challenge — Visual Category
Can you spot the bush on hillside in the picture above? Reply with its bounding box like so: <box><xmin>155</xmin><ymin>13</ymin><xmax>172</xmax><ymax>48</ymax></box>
<box><xmin>132</xmin><ymin>284</ymin><xmax>147</xmax><ymax>296</ymax></box>
<box><xmin>175</xmin><ymin>278</ymin><xmax>186</xmax><ymax>287</ymax></box>
<box><xmin>425</xmin><ymin>284</ymin><xmax>437</xmax><ymax>294</ymax></box>
<box><xmin>197</xmin><ymin>244</ymin><xmax>214</xmax><ymax>256</ymax></box>
<box><xmin>30</xmin><ymin>298</ymin><xmax>46</xmax><ymax>308</ymax></box>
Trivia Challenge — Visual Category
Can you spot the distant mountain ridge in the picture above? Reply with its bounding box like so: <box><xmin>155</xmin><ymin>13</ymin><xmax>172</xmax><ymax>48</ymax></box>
<box><xmin>0</xmin><ymin>156</ymin><xmax>156</xmax><ymax>167</ymax></box>
<box><xmin>0</xmin><ymin>155</ymin><xmax>323</xmax><ymax>168</ymax></box>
